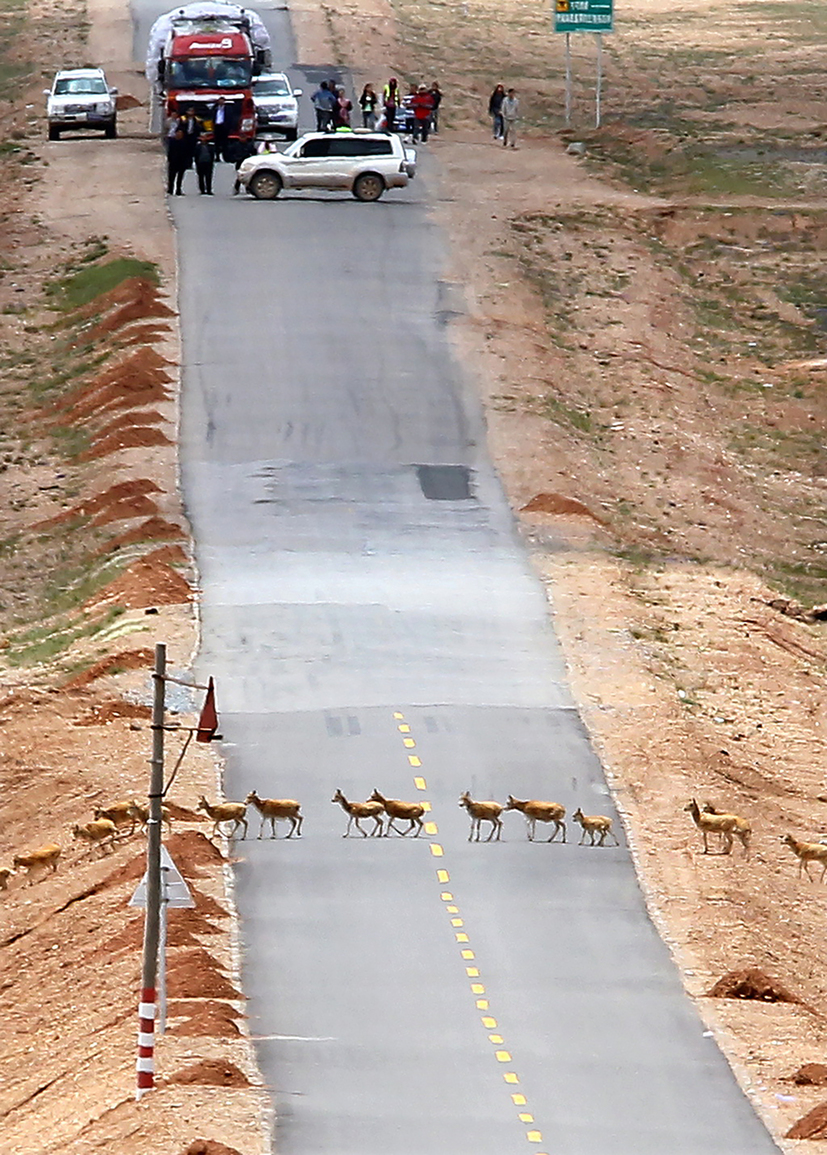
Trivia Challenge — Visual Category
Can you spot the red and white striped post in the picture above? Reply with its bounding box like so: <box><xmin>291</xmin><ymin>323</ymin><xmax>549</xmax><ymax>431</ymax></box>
<box><xmin>136</xmin><ymin>986</ymin><xmax>157</xmax><ymax>1097</ymax></box>
<box><xmin>135</xmin><ymin>643</ymin><xmax>166</xmax><ymax>1100</ymax></box>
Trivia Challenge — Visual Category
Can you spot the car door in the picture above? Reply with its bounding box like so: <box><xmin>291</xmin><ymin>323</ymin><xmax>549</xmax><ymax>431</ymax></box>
<box><xmin>279</xmin><ymin>137</ymin><xmax>331</xmax><ymax>188</ymax></box>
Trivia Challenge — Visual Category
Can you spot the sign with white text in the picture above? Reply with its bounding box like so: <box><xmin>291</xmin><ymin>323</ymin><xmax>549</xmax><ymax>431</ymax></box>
<box><xmin>554</xmin><ymin>0</ymin><xmax>613</xmax><ymax>33</ymax></box>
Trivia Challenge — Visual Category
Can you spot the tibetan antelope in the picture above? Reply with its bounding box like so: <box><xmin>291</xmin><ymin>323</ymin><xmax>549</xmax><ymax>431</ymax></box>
<box><xmin>332</xmin><ymin>789</ymin><xmax>384</xmax><ymax>837</ymax></box>
<box><xmin>572</xmin><ymin>807</ymin><xmax>619</xmax><ymax>847</ymax></box>
<box><xmin>684</xmin><ymin>799</ymin><xmax>750</xmax><ymax>856</ymax></box>
<box><xmin>370</xmin><ymin>790</ymin><xmax>425</xmax><ymax>837</ymax></box>
<box><xmin>72</xmin><ymin>818</ymin><xmax>118</xmax><ymax>856</ymax></box>
<box><xmin>13</xmin><ymin>843</ymin><xmax>61</xmax><ymax>884</ymax></box>
<box><xmin>197</xmin><ymin>795</ymin><xmax>248</xmax><ymax>840</ymax></box>
<box><xmin>505</xmin><ymin>795</ymin><xmax>566</xmax><ymax>843</ymax></box>
<box><xmin>781</xmin><ymin>834</ymin><xmax>827</xmax><ymax>882</ymax></box>
<box><xmin>245</xmin><ymin>791</ymin><xmax>303</xmax><ymax>839</ymax></box>
<box><xmin>125</xmin><ymin>799</ymin><xmax>173</xmax><ymax>836</ymax></box>
<box><xmin>459</xmin><ymin>792</ymin><xmax>503</xmax><ymax>842</ymax></box>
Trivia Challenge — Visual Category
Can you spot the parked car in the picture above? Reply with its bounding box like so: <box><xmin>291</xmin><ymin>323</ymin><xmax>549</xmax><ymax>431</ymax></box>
<box><xmin>252</xmin><ymin>72</ymin><xmax>302</xmax><ymax>142</ymax></box>
<box><xmin>237</xmin><ymin>130</ymin><xmax>416</xmax><ymax>201</ymax></box>
<box><xmin>45</xmin><ymin>67</ymin><xmax>118</xmax><ymax>140</ymax></box>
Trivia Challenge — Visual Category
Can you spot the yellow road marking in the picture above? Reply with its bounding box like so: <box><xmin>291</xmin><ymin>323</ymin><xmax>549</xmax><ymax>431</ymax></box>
<box><xmin>451</xmin><ymin>917</ymin><xmax>463</xmax><ymax>927</ymax></box>
<box><xmin>456</xmin><ymin>932</ymin><xmax>469</xmax><ymax>942</ymax></box>
<box><xmin>437</xmin><ymin>869</ymin><xmax>449</xmax><ymax>883</ymax></box>
<box><xmin>422</xmin><ymin>800</ymin><xmax>432</xmax><ymax>812</ymax></box>
<box><xmin>504</xmin><ymin>1072</ymin><xmax>519</xmax><ymax>1084</ymax></box>
<box><xmin>461</xmin><ymin>949</ymin><xmax>475</xmax><ymax>960</ymax></box>
<box><xmin>476</xmin><ymin>999</ymin><xmax>489</xmax><ymax>1009</ymax></box>
<box><xmin>430</xmin><ymin>844</ymin><xmax>444</xmax><ymax>857</ymax></box>
<box><xmin>403</xmin><ymin>738</ymin><xmax>416</xmax><ymax>748</ymax></box>
<box><xmin>447</xmin><ymin>905</ymin><xmax>459</xmax><ymax>913</ymax></box>
<box><xmin>470</xmin><ymin>980</ymin><xmax>483</xmax><ymax>990</ymax></box>
<box><xmin>440</xmin><ymin>891</ymin><xmax>453</xmax><ymax>901</ymax></box>
<box><xmin>425</xmin><ymin>821</ymin><xmax>438</xmax><ymax>835</ymax></box>
<box><xmin>408</xmin><ymin>755</ymin><xmax>421</xmax><ymax>767</ymax></box>
<box><xmin>393</xmin><ymin>712</ymin><xmax>404</xmax><ymax>720</ymax></box>
<box><xmin>527</xmin><ymin>1131</ymin><xmax>543</xmax><ymax>1143</ymax></box>
<box><xmin>398</xmin><ymin>724</ymin><xmax>411</xmax><ymax>733</ymax></box>
<box><xmin>519</xmin><ymin>1113</ymin><xmax>534</xmax><ymax>1123</ymax></box>
<box><xmin>481</xmin><ymin>1017</ymin><xmax>497</xmax><ymax>1028</ymax></box>
<box><xmin>495</xmin><ymin>1051</ymin><xmax>511</xmax><ymax>1063</ymax></box>
<box><xmin>414</xmin><ymin>777</ymin><xmax>427</xmax><ymax>790</ymax></box>
<box><xmin>512</xmin><ymin>1094</ymin><xmax>526</xmax><ymax>1106</ymax></box>
<box><xmin>489</xmin><ymin>1034</ymin><xmax>503</xmax><ymax>1044</ymax></box>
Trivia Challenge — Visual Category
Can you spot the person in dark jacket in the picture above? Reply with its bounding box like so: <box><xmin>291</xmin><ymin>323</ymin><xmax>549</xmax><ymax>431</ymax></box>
<box><xmin>211</xmin><ymin>96</ymin><xmax>230</xmax><ymax>161</ymax></box>
<box><xmin>310</xmin><ymin>81</ymin><xmax>336</xmax><ymax>131</ymax></box>
<box><xmin>166</xmin><ymin>127</ymin><xmax>190</xmax><ymax>195</ymax></box>
<box><xmin>488</xmin><ymin>83</ymin><xmax>505</xmax><ymax>140</ymax></box>
<box><xmin>429</xmin><ymin>81</ymin><xmax>442</xmax><ymax>133</ymax></box>
<box><xmin>195</xmin><ymin>139</ymin><xmax>215</xmax><ymax>194</ymax></box>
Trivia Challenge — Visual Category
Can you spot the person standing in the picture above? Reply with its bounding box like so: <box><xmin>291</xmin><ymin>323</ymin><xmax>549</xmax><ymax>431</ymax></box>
<box><xmin>359</xmin><ymin>83</ymin><xmax>378</xmax><ymax>129</ymax></box>
<box><xmin>501</xmin><ymin>88</ymin><xmax>519</xmax><ymax>148</ymax></box>
<box><xmin>166</xmin><ymin>127</ymin><xmax>190</xmax><ymax>195</ymax></box>
<box><xmin>311</xmin><ymin>81</ymin><xmax>336</xmax><ymax>131</ymax></box>
<box><xmin>211</xmin><ymin>96</ymin><xmax>229</xmax><ymax>161</ymax></box>
<box><xmin>335</xmin><ymin>87</ymin><xmax>352</xmax><ymax>129</ymax></box>
<box><xmin>488</xmin><ymin>84</ymin><xmax>505</xmax><ymax>140</ymax></box>
<box><xmin>411</xmin><ymin>84</ymin><xmax>434</xmax><ymax>143</ymax></box>
<box><xmin>382</xmin><ymin>77</ymin><xmax>400</xmax><ymax>134</ymax></box>
<box><xmin>195</xmin><ymin>138</ymin><xmax>215</xmax><ymax>194</ymax></box>
<box><xmin>429</xmin><ymin>81</ymin><xmax>442</xmax><ymax>133</ymax></box>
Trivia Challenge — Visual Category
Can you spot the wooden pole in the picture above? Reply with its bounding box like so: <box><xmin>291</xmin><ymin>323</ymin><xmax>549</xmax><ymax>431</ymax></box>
<box><xmin>136</xmin><ymin>642</ymin><xmax>166</xmax><ymax>1099</ymax></box>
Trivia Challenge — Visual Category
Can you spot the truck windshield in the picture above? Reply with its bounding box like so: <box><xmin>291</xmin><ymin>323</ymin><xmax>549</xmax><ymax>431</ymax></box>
<box><xmin>168</xmin><ymin>59</ymin><xmax>252</xmax><ymax>89</ymax></box>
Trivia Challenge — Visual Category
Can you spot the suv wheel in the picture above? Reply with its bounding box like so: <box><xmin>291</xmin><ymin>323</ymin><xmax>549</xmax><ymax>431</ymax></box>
<box><xmin>249</xmin><ymin>170</ymin><xmax>283</xmax><ymax>199</ymax></box>
<box><xmin>104</xmin><ymin>120</ymin><xmax>117</xmax><ymax>139</ymax></box>
<box><xmin>48</xmin><ymin>125</ymin><xmax>61</xmax><ymax>141</ymax></box>
<box><xmin>352</xmin><ymin>172</ymin><xmax>385</xmax><ymax>202</ymax></box>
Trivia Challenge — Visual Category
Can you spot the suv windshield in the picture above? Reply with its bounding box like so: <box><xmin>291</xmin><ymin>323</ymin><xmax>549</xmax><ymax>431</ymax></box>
<box><xmin>254</xmin><ymin>79</ymin><xmax>290</xmax><ymax>97</ymax></box>
<box><xmin>55</xmin><ymin>77</ymin><xmax>107</xmax><ymax>95</ymax></box>
<box><xmin>168</xmin><ymin>58</ymin><xmax>252</xmax><ymax>89</ymax></box>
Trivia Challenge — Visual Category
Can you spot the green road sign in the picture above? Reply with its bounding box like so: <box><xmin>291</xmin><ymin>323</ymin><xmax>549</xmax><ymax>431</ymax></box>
<box><xmin>554</xmin><ymin>0</ymin><xmax>613</xmax><ymax>33</ymax></box>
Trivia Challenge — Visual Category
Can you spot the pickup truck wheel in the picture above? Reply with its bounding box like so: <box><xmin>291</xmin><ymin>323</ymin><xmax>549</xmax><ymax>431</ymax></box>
<box><xmin>48</xmin><ymin>125</ymin><xmax>60</xmax><ymax>141</ymax></box>
<box><xmin>104</xmin><ymin>120</ymin><xmax>117</xmax><ymax>139</ymax></box>
<box><xmin>353</xmin><ymin>172</ymin><xmax>384</xmax><ymax>202</ymax></box>
<box><xmin>249</xmin><ymin>170</ymin><xmax>283</xmax><ymax>199</ymax></box>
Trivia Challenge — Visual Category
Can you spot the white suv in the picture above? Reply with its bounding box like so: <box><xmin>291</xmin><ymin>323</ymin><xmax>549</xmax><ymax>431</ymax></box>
<box><xmin>252</xmin><ymin>72</ymin><xmax>302</xmax><ymax>142</ymax></box>
<box><xmin>237</xmin><ymin>131</ymin><xmax>416</xmax><ymax>201</ymax></box>
<box><xmin>45</xmin><ymin>67</ymin><xmax>118</xmax><ymax>140</ymax></box>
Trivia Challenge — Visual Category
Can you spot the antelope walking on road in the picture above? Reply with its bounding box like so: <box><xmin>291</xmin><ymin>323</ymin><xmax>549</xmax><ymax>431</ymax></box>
<box><xmin>460</xmin><ymin>792</ymin><xmax>503</xmax><ymax>842</ymax></box>
<box><xmin>505</xmin><ymin>795</ymin><xmax>566</xmax><ymax>843</ymax></box>
<box><xmin>245</xmin><ymin>790</ymin><xmax>303</xmax><ymax>839</ymax></box>
<box><xmin>572</xmin><ymin>807</ymin><xmax>619</xmax><ymax>847</ymax></box>
<box><xmin>332</xmin><ymin>789</ymin><xmax>384</xmax><ymax>837</ymax></box>
<box><xmin>197</xmin><ymin>795</ymin><xmax>248</xmax><ymax>840</ymax></box>
<box><xmin>370</xmin><ymin>790</ymin><xmax>425</xmax><ymax>837</ymax></box>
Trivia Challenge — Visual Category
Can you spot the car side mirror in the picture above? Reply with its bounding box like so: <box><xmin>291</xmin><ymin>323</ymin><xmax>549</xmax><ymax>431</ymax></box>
<box><xmin>292</xmin><ymin>88</ymin><xmax>303</xmax><ymax>97</ymax></box>
<box><xmin>43</xmin><ymin>89</ymin><xmax>51</xmax><ymax>96</ymax></box>
<box><xmin>109</xmin><ymin>87</ymin><xmax>119</xmax><ymax>95</ymax></box>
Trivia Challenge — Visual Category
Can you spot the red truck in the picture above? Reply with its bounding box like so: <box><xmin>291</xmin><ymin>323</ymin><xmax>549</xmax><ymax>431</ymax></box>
<box><xmin>147</xmin><ymin>5</ymin><xmax>271</xmax><ymax>160</ymax></box>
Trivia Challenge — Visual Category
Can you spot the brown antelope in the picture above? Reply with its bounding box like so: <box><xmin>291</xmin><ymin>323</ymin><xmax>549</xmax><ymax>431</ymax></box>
<box><xmin>781</xmin><ymin>834</ymin><xmax>827</xmax><ymax>882</ymax></box>
<box><xmin>245</xmin><ymin>790</ymin><xmax>303</xmax><ymax>839</ymax></box>
<box><xmin>572</xmin><ymin>807</ymin><xmax>619</xmax><ymax>847</ymax></box>
<box><xmin>332</xmin><ymin>789</ymin><xmax>384</xmax><ymax>837</ymax></box>
<box><xmin>197</xmin><ymin>795</ymin><xmax>248</xmax><ymax>840</ymax></box>
<box><xmin>94</xmin><ymin>800</ymin><xmax>137</xmax><ymax>833</ymax></box>
<box><xmin>505</xmin><ymin>795</ymin><xmax>566</xmax><ymax>843</ymax></box>
<box><xmin>684</xmin><ymin>798</ymin><xmax>750</xmax><ymax>856</ymax></box>
<box><xmin>73</xmin><ymin>818</ymin><xmax>119</xmax><ymax>856</ymax></box>
<box><xmin>370</xmin><ymin>790</ymin><xmax>425</xmax><ymax>837</ymax></box>
<box><xmin>459</xmin><ymin>792</ymin><xmax>503</xmax><ymax>842</ymax></box>
<box><xmin>13</xmin><ymin>843</ymin><xmax>61</xmax><ymax>884</ymax></box>
<box><xmin>0</xmin><ymin>867</ymin><xmax>13</xmax><ymax>891</ymax></box>
<box><xmin>126</xmin><ymin>799</ymin><xmax>173</xmax><ymax>836</ymax></box>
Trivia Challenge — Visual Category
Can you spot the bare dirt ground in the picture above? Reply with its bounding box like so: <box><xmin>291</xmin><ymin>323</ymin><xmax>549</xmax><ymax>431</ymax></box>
<box><xmin>0</xmin><ymin>0</ymin><xmax>269</xmax><ymax>1151</ymax></box>
<box><xmin>298</xmin><ymin>0</ymin><xmax>827</xmax><ymax>1148</ymax></box>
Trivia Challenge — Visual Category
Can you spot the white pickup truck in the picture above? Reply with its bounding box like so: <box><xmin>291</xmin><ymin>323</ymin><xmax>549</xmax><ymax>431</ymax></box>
<box><xmin>237</xmin><ymin>130</ymin><xmax>417</xmax><ymax>201</ymax></box>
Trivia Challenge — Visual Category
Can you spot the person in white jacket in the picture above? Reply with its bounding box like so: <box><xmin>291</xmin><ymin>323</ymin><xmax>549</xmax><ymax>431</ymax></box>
<box><xmin>501</xmin><ymin>88</ymin><xmax>519</xmax><ymax>148</ymax></box>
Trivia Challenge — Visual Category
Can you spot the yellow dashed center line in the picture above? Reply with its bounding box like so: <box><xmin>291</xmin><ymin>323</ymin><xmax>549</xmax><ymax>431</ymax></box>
<box><xmin>392</xmin><ymin>711</ymin><xmax>546</xmax><ymax>1149</ymax></box>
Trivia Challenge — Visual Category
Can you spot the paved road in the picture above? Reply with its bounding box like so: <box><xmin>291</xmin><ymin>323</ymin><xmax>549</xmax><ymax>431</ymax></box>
<box><xmin>130</xmin><ymin>3</ymin><xmax>780</xmax><ymax>1151</ymax></box>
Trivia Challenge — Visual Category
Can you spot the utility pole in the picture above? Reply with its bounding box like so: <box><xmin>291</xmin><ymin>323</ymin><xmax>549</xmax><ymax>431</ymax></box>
<box><xmin>136</xmin><ymin>642</ymin><xmax>166</xmax><ymax>1099</ymax></box>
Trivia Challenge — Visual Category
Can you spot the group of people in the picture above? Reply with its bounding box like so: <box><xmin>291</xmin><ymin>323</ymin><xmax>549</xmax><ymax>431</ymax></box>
<box><xmin>311</xmin><ymin>78</ymin><xmax>442</xmax><ymax>142</ymax></box>
<box><xmin>488</xmin><ymin>84</ymin><xmax>519</xmax><ymax>148</ymax></box>
<box><xmin>164</xmin><ymin>101</ymin><xmax>235</xmax><ymax>195</ymax></box>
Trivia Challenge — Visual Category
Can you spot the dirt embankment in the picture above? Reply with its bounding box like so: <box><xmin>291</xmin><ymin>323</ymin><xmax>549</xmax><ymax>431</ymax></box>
<box><xmin>294</xmin><ymin>0</ymin><xmax>827</xmax><ymax>1149</ymax></box>
<box><xmin>0</xmin><ymin>0</ymin><xmax>268</xmax><ymax>1151</ymax></box>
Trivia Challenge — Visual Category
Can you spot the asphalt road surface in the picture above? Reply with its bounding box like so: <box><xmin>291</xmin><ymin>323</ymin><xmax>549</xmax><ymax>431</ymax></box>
<box><xmin>131</xmin><ymin>3</ymin><xmax>781</xmax><ymax>1151</ymax></box>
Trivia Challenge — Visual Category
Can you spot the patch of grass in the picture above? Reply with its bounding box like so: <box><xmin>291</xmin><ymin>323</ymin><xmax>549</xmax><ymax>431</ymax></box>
<box><xmin>541</xmin><ymin>394</ymin><xmax>592</xmax><ymax>433</ymax></box>
<box><xmin>48</xmin><ymin>256</ymin><xmax>158</xmax><ymax>311</ymax></box>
